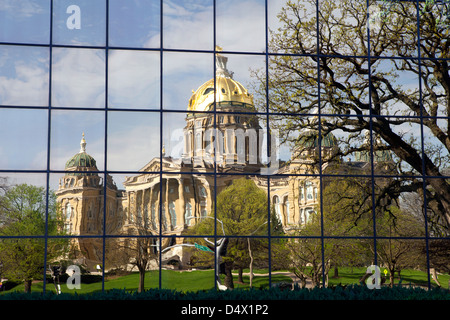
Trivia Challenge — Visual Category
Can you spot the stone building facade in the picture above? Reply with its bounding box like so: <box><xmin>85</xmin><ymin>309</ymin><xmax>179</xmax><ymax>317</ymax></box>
<box><xmin>56</xmin><ymin>52</ymin><xmax>393</xmax><ymax>270</ymax></box>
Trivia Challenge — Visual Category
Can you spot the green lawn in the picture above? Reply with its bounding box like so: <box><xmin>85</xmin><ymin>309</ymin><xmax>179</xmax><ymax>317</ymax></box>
<box><xmin>2</xmin><ymin>267</ymin><xmax>447</xmax><ymax>295</ymax></box>
<box><xmin>327</xmin><ymin>267</ymin><xmax>449</xmax><ymax>289</ymax></box>
<box><xmin>1</xmin><ymin>269</ymin><xmax>292</xmax><ymax>295</ymax></box>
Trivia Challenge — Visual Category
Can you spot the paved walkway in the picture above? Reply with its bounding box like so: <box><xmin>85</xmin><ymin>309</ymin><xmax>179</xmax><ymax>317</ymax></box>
<box><xmin>232</xmin><ymin>271</ymin><xmax>314</xmax><ymax>289</ymax></box>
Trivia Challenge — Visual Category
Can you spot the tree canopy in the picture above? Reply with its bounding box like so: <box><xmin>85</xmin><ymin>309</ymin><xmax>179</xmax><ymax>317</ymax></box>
<box><xmin>0</xmin><ymin>183</ymin><xmax>67</xmax><ymax>292</ymax></box>
<box><xmin>186</xmin><ymin>177</ymin><xmax>279</xmax><ymax>289</ymax></box>
<box><xmin>253</xmin><ymin>0</ymin><xmax>450</xmax><ymax>234</ymax></box>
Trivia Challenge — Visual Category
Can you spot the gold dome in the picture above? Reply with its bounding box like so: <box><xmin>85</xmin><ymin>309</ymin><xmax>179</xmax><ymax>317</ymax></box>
<box><xmin>187</xmin><ymin>53</ymin><xmax>254</xmax><ymax>112</ymax></box>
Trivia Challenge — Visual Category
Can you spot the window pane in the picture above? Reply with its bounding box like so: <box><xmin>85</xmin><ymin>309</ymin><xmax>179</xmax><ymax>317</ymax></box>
<box><xmin>216</xmin><ymin>0</ymin><xmax>266</xmax><ymax>52</ymax></box>
<box><xmin>161</xmin><ymin>237</ymin><xmax>215</xmax><ymax>291</ymax></box>
<box><xmin>0</xmin><ymin>108</ymin><xmax>48</xmax><ymax>170</ymax></box>
<box><xmin>50</xmin><ymin>109</ymin><xmax>105</xmax><ymax>171</ymax></box>
<box><xmin>163</xmin><ymin>52</ymin><xmax>212</xmax><ymax>110</ymax></box>
<box><xmin>0</xmin><ymin>45</ymin><xmax>49</xmax><ymax>106</ymax></box>
<box><xmin>109</xmin><ymin>0</ymin><xmax>160</xmax><ymax>48</ymax></box>
<box><xmin>52</xmin><ymin>0</ymin><xmax>106</xmax><ymax>46</ymax></box>
<box><xmin>51</xmin><ymin>48</ymin><xmax>105</xmax><ymax>108</ymax></box>
<box><xmin>107</xmin><ymin>111</ymin><xmax>160</xmax><ymax>172</ymax></box>
<box><xmin>0</xmin><ymin>0</ymin><xmax>50</xmax><ymax>44</ymax></box>
<box><xmin>162</xmin><ymin>0</ymin><xmax>213</xmax><ymax>50</ymax></box>
<box><xmin>108</xmin><ymin>50</ymin><xmax>160</xmax><ymax>109</ymax></box>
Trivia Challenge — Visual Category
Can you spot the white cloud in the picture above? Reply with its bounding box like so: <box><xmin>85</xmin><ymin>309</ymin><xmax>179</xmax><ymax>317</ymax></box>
<box><xmin>0</xmin><ymin>55</ymin><xmax>49</xmax><ymax>106</ymax></box>
<box><xmin>107</xmin><ymin>112</ymin><xmax>160</xmax><ymax>171</ymax></box>
<box><xmin>0</xmin><ymin>0</ymin><xmax>45</xmax><ymax>18</ymax></box>
<box><xmin>154</xmin><ymin>0</ymin><xmax>214</xmax><ymax>50</ymax></box>
<box><xmin>107</xmin><ymin>123</ymin><xmax>160</xmax><ymax>172</ymax></box>
<box><xmin>108</xmin><ymin>50</ymin><xmax>160</xmax><ymax>109</ymax></box>
<box><xmin>51</xmin><ymin>48</ymin><xmax>105</xmax><ymax>108</ymax></box>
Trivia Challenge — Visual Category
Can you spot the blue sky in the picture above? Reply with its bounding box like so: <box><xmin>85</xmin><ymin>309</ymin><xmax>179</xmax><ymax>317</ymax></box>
<box><xmin>0</xmin><ymin>0</ymin><xmax>285</xmax><ymax>190</ymax></box>
<box><xmin>1</xmin><ymin>0</ymin><xmax>438</xmax><ymax>191</ymax></box>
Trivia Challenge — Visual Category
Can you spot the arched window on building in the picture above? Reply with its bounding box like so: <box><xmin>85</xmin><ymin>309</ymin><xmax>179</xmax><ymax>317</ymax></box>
<box><xmin>283</xmin><ymin>195</ymin><xmax>290</xmax><ymax>224</ymax></box>
<box><xmin>185</xmin><ymin>202</ymin><xmax>192</xmax><ymax>225</ymax></box>
<box><xmin>65</xmin><ymin>202</ymin><xmax>72</xmax><ymax>220</ymax></box>
<box><xmin>306</xmin><ymin>182</ymin><xmax>314</xmax><ymax>201</ymax></box>
<box><xmin>304</xmin><ymin>207</ymin><xmax>314</xmax><ymax>224</ymax></box>
<box><xmin>273</xmin><ymin>196</ymin><xmax>282</xmax><ymax>224</ymax></box>
<box><xmin>162</xmin><ymin>206</ymin><xmax>167</xmax><ymax>230</ymax></box>
<box><xmin>151</xmin><ymin>203</ymin><xmax>156</xmax><ymax>230</ymax></box>
<box><xmin>299</xmin><ymin>185</ymin><xmax>304</xmax><ymax>201</ymax></box>
<box><xmin>88</xmin><ymin>202</ymin><xmax>94</xmax><ymax>219</ymax></box>
<box><xmin>169</xmin><ymin>201</ymin><xmax>176</xmax><ymax>228</ymax></box>
<box><xmin>64</xmin><ymin>202</ymin><xmax>73</xmax><ymax>233</ymax></box>
<box><xmin>199</xmin><ymin>185</ymin><xmax>207</xmax><ymax>197</ymax></box>
<box><xmin>201</xmin><ymin>208</ymin><xmax>207</xmax><ymax>219</ymax></box>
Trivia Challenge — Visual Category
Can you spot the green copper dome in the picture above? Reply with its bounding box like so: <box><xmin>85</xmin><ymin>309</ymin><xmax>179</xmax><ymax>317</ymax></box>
<box><xmin>65</xmin><ymin>133</ymin><xmax>98</xmax><ymax>173</ymax></box>
<box><xmin>298</xmin><ymin>129</ymin><xmax>338</xmax><ymax>148</ymax></box>
<box><xmin>65</xmin><ymin>152</ymin><xmax>97</xmax><ymax>169</ymax></box>
<box><xmin>355</xmin><ymin>132</ymin><xmax>393</xmax><ymax>163</ymax></box>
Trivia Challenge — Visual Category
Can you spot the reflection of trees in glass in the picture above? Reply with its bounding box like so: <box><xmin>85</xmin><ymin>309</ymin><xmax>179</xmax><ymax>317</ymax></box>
<box><xmin>280</xmin><ymin>174</ymin><xmax>428</xmax><ymax>288</ymax></box>
<box><xmin>253</xmin><ymin>0</ymin><xmax>450</xmax><ymax>233</ymax></box>
<box><xmin>374</xmin><ymin>209</ymin><xmax>425</xmax><ymax>287</ymax></box>
<box><xmin>0</xmin><ymin>182</ymin><xmax>68</xmax><ymax>293</ymax></box>
<box><xmin>186</xmin><ymin>177</ymin><xmax>282</xmax><ymax>289</ymax></box>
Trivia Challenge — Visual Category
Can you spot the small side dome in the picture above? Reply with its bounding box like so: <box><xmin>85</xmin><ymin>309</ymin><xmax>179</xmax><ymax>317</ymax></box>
<box><xmin>297</xmin><ymin>129</ymin><xmax>338</xmax><ymax>149</ymax></box>
<box><xmin>355</xmin><ymin>131</ymin><xmax>393</xmax><ymax>163</ymax></box>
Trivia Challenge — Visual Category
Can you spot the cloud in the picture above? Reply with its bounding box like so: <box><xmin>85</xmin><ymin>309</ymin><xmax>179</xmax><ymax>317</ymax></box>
<box><xmin>108</xmin><ymin>50</ymin><xmax>160</xmax><ymax>109</ymax></box>
<box><xmin>0</xmin><ymin>0</ymin><xmax>46</xmax><ymax>18</ymax></box>
<box><xmin>216</xmin><ymin>0</ymin><xmax>266</xmax><ymax>52</ymax></box>
<box><xmin>107</xmin><ymin>112</ymin><xmax>161</xmax><ymax>172</ymax></box>
<box><xmin>0</xmin><ymin>47</ymin><xmax>49</xmax><ymax>106</ymax></box>
<box><xmin>147</xmin><ymin>0</ymin><xmax>214</xmax><ymax>50</ymax></box>
<box><xmin>51</xmin><ymin>48</ymin><xmax>105</xmax><ymax>108</ymax></box>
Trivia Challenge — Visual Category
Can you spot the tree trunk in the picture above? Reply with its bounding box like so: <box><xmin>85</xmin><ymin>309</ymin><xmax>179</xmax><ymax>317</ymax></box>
<box><xmin>389</xmin><ymin>268</ymin><xmax>395</xmax><ymax>287</ymax></box>
<box><xmin>333</xmin><ymin>266</ymin><xmax>339</xmax><ymax>278</ymax></box>
<box><xmin>379</xmin><ymin>123</ymin><xmax>450</xmax><ymax>229</ymax></box>
<box><xmin>224</xmin><ymin>261</ymin><xmax>234</xmax><ymax>290</ymax></box>
<box><xmin>24</xmin><ymin>279</ymin><xmax>32</xmax><ymax>293</ymax></box>
<box><xmin>238</xmin><ymin>268</ymin><xmax>244</xmax><ymax>283</ymax></box>
<box><xmin>248</xmin><ymin>238</ymin><xmax>254</xmax><ymax>288</ymax></box>
<box><xmin>138</xmin><ymin>267</ymin><xmax>146</xmax><ymax>293</ymax></box>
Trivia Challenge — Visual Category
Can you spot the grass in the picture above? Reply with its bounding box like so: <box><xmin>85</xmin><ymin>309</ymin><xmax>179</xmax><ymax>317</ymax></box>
<box><xmin>2</xmin><ymin>267</ymin><xmax>447</xmax><ymax>295</ymax></box>
<box><xmin>1</xmin><ymin>269</ymin><xmax>292</xmax><ymax>295</ymax></box>
<box><xmin>327</xmin><ymin>267</ymin><xmax>450</xmax><ymax>289</ymax></box>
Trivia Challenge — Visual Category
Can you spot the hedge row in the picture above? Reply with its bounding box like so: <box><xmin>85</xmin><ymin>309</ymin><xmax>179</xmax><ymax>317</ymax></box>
<box><xmin>1</xmin><ymin>285</ymin><xmax>449</xmax><ymax>300</ymax></box>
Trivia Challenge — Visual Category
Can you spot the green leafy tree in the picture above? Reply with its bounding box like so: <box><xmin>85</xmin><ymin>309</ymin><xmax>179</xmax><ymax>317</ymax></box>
<box><xmin>371</xmin><ymin>206</ymin><xmax>426</xmax><ymax>287</ymax></box>
<box><xmin>187</xmin><ymin>177</ymin><xmax>276</xmax><ymax>289</ymax></box>
<box><xmin>0</xmin><ymin>183</ymin><xmax>67</xmax><ymax>293</ymax></box>
<box><xmin>252</xmin><ymin>0</ymin><xmax>450</xmax><ymax>234</ymax></box>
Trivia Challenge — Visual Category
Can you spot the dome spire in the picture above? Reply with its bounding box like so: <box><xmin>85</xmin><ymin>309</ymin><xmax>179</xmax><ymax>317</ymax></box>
<box><xmin>79</xmin><ymin>132</ymin><xmax>86</xmax><ymax>153</ymax></box>
<box><xmin>215</xmin><ymin>46</ymin><xmax>233</xmax><ymax>78</ymax></box>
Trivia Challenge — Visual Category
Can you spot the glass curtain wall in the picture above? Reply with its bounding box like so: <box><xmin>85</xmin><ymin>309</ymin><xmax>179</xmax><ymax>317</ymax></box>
<box><xmin>0</xmin><ymin>0</ymin><xmax>448</xmax><ymax>294</ymax></box>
